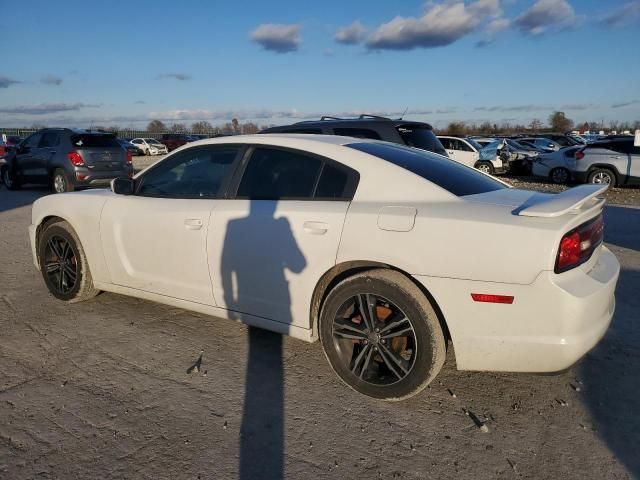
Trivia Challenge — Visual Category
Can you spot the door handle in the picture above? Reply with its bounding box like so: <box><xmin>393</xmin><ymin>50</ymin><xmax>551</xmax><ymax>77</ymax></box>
<box><xmin>184</xmin><ymin>218</ymin><xmax>203</xmax><ymax>230</ymax></box>
<box><xmin>303</xmin><ymin>221</ymin><xmax>328</xmax><ymax>235</ymax></box>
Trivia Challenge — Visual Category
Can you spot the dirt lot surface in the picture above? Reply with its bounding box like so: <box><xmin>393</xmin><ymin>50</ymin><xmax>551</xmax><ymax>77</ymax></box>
<box><xmin>0</xmin><ymin>184</ymin><xmax>638</xmax><ymax>479</ymax></box>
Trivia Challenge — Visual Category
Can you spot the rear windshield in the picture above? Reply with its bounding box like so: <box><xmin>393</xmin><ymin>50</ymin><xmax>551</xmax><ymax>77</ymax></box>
<box><xmin>70</xmin><ymin>134</ymin><xmax>120</xmax><ymax>148</ymax></box>
<box><xmin>348</xmin><ymin>142</ymin><xmax>506</xmax><ymax>197</ymax></box>
<box><xmin>396</xmin><ymin>125</ymin><xmax>447</xmax><ymax>156</ymax></box>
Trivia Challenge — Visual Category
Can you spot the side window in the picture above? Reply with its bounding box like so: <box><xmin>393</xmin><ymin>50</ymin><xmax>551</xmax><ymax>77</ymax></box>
<box><xmin>137</xmin><ymin>145</ymin><xmax>240</xmax><ymax>199</ymax></box>
<box><xmin>333</xmin><ymin>128</ymin><xmax>381</xmax><ymax>140</ymax></box>
<box><xmin>458</xmin><ymin>140</ymin><xmax>474</xmax><ymax>152</ymax></box>
<box><xmin>39</xmin><ymin>132</ymin><xmax>60</xmax><ymax>148</ymax></box>
<box><xmin>315</xmin><ymin>163</ymin><xmax>358</xmax><ymax>200</ymax></box>
<box><xmin>439</xmin><ymin>138</ymin><xmax>451</xmax><ymax>149</ymax></box>
<box><xmin>24</xmin><ymin>133</ymin><xmax>43</xmax><ymax>148</ymax></box>
<box><xmin>237</xmin><ymin>147</ymin><xmax>322</xmax><ymax>200</ymax></box>
<box><xmin>132</xmin><ymin>139</ymin><xmax>141</xmax><ymax>144</ymax></box>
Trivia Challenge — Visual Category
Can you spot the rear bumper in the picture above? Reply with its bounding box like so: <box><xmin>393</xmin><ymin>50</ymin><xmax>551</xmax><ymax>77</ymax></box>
<box><xmin>73</xmin><ymin>167</ymin><xmax>133</xmax><ymax>186</ymax></box>
<box><xmin>413</xmin><ymin>246</ymin><xmax>619</xmax><ymax>372</ymax></box>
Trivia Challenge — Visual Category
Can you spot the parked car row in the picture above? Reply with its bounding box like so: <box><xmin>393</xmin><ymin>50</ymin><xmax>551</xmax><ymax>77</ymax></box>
<box><xmin>532</xmin><ymin>137</ymin><xmax>640</xmax><ymax>187</ymax></box>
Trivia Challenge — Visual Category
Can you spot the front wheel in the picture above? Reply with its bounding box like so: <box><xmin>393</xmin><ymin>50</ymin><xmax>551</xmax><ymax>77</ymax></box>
<box><xmin>2</xmin><ymin>165</ymin><xmax>21</xmax><ymax>190</ymax></box>
<box><xmin>474</xmin><ymin>161</ymin><xmax>495</xmax><ymax>175</ymax></box>
<box><xmin>319</xmin><ymin>269</ymin><xmax>446</xmax><ymax>401</ymax></box>
<box><xmin>38</xmin><ymin>220</ymin><xmax>99</xmax><ymax>302</ymax></box>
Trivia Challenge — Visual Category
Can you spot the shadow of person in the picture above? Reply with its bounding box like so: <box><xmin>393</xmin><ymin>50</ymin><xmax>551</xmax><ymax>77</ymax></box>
<box><xmin>220</xmin><ymin>200</ymin><xmax>306</xmax><ymax>480</ymax></box>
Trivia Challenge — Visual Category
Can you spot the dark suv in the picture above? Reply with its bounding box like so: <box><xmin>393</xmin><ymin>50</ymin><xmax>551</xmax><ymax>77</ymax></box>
<box><xmin>260</xmin><ymin>115</ymin><xmax>447</xmax><ymax>157</ymax></box>
<box><xmin>2</xmin><ymin>128</ymin><xmax>133</xmax><ymax>193</ymax></box>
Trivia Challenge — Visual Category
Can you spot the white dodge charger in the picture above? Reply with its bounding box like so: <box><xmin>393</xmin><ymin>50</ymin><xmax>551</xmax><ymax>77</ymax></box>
<box><xmin>28</xmin><ymin>135</ymin><xmax>619</xmax><ymax>400</ymax></box>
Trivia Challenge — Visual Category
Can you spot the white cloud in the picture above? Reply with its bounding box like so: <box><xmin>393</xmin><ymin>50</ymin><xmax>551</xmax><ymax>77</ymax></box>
<box><xmin>250</xmin><ymin>24</ymin><xmax>301</xmax><ymax>53</ymax></box>
<box><xmin>366</xmin><ymin>0</ymin><xmax>503</xmax><ymax>50</ymax></box>
<box><xmin>514</xmin><ymin>0</ymin><xmax>580</xmax><ymax>35</ymax></box>
<box><xmin>598</xmin><ymin>1</ymin><xmax>640</xmax><ymax>27</ymax></box>
<box><xmin>335</xmin><ymin>21</ymin><xmax>367</xmax><ymax>45</ymax></box>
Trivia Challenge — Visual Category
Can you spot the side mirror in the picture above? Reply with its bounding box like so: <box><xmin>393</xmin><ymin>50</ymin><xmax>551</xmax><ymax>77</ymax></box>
<box><xmin>111</xmin><ymin>177</ymin><xmax>135</xmax><ymax>195</ymax></box>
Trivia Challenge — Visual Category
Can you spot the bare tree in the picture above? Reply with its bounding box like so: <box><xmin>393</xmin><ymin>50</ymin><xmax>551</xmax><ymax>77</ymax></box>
<box><xmin>231</xmin><ymin>118</ymin><xmax>240</xmax><ymax>135</ymax></box>
<box><xmin>548</xmin><ymin>111</ymin><xmax>574</xmax><ymax>133</ymax></box>
<box><xmin>529</xmin><ymin>119</ymin><xmax>543</xmax><ymax>132</ymax></box>
<box><xmin>147</xmin><ymin>119</ymin><xmax>167</xmax><ymax>133</ymax></box>
<box><xmin>241</xmin><ymin>122</ymin><xmax>260</xmax><ymax>134</ymax></box>
<box><xmin>170</xmin><ymin>123</ymin><xmax>187</xmax><ymax>133</ymax></box>
<box><xmin>191</xmin><ymin>121</ymin><xmax>214</xmax><ymax>134</ymax></box>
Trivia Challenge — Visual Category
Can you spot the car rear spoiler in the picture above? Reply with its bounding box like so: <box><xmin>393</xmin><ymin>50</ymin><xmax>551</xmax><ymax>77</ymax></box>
<box><xmin>517</xmin><ymin>184</ymin><xmax>608</xmax><ymax>218</ymax></box>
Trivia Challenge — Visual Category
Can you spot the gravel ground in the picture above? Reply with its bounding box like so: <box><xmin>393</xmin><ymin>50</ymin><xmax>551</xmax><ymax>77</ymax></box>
<box><xmin>504</xmin><ymin>176</ymin><xmax>640</xmax><ymax>207</ymax></box>
<box><xmin>0</xmin><ymin>185</ymin><xmax>638</xmax><ymax>479</ymax></box>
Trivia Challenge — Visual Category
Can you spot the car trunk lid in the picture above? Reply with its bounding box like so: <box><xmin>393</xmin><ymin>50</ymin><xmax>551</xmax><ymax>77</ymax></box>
<box><xmin>71</xmin><ymin>134</ymin><xmax>126</xmax><ymax>171</ymax></box>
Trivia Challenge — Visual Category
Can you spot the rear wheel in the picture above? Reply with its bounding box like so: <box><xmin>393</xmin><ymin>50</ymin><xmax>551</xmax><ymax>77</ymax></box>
<box><xmin>319</xmin><ymin>269</ymin><xmax>446</xmax><ymax>401</ymax></box>
<box><xmin>588</xmin><ymin>168</ymin><xmax>616</xmax><ymax>187</ymax></box>
<box><xmin>2</xmin><ymin>165</ymin><xmax>21</xmax><ymax>190</ymax></box>
<box><xmin>549</xmin><ymin>167</ymin><xmax>570</xmax><ymax>184</ymax></box>
<box><xmin>51</xmin><ymin>168</ymin><xmax>74</xmax><ymax>193</ymax></box>
<box><xmin>38</xmin><ymin>220</ymin><xmax>99</xmax><ymax>302</ymax></box>
<box><xmin>474</xmin><ymin>161</ymin><xmax>494</xmax><ymax>175</ymax></box>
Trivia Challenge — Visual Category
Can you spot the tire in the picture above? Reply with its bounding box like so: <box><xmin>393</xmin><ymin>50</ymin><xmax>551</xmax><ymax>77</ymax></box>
<box><xmin>474</xmin><ymin>161</ymin><xmax>495</xmax><ymax>175</ymax></box>
<box><xmin>549</xmin><ymin>167</ymin><xmax>570</xmax><ymax>184</ymax></box>
<box><xmin>319</xmin><ymin>269</ymin><xmax>446</xmax><ymax>401</ymax></box>
<box><xmin>2</xmin><ymin>164</ymin><xmax>21</xmax><ymax>190</ymax></box>
<box><xmin>588</xmin><ymin>168</ymin><xmax>617</xmax><ymax>187</ymax></box>
<box><xmin>51</xmin><ymin>168</ymin><xmax>74</xmax><ymax>193</ymax></box>
<box><xmin>38</xmin><ymin>220</ymin><xmax>99</xmax><ymax>302</ymax></box>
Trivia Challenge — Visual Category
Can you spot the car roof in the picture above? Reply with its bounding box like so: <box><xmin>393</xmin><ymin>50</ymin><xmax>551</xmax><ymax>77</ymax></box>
<box><xmin>263</xmin><ymin>116</ymin><xmax>433</xmax><ymax>130</ymax></box>
<box><xmin>193</xmin><ymin>133</ymin><xmax>356</xmax><ymax>147</ymax></box>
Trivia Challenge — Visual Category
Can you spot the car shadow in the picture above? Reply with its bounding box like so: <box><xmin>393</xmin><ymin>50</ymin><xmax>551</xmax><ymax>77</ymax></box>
<box><xmin>602</xmin><ymin>205</ymin><xmax>640</xmax><ymax>252</ymax></box>
<box><xmin>0</xmin><ymin>186</ymin><xmax>49</xmax><ymax>214</ymax></box>
<box><xmin>579</xmin><ymin>205</ymin><xmax>640</xmax><ymax>477</ymax></box>
<box><xmin>220</xmin><ymin>200</ymin><xmax>306</xmax><ymax>480</ymax></box>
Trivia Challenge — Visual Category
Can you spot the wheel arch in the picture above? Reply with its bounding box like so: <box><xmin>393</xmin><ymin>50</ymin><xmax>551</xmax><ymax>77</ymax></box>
<box><xmin>310</xmin><ymin>261</ymin><xmax>452</xmax><ymax>344</ymax></box>
<box><xmin>35</xmin><ymin>215</ymin><xmax>76</xmax><ymax>265</ymax></box>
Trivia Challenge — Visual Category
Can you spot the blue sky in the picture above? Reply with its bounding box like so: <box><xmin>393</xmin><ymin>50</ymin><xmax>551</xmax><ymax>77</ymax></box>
<box><xmin>1</xmin><ymin>0</ymin><xmax>639</xmax><ymax>129</ymax></box>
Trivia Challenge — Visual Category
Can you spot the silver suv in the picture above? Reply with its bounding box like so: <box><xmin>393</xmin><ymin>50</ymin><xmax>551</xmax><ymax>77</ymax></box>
<box><xmin>571</xmin><ymin>138</ymin><xmax>640</xmax><ymax>187</ymax></box>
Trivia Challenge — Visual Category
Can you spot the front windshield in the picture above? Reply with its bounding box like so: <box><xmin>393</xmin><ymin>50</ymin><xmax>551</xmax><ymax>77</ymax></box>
<box><xmin>466</xmin><ymin>138</ymin><xmax>483</xmax><ymax>150</ymax></box>
<box><xmin>145</xmin><ymin>138</ymin><xmax>161</xmax><ymax>144</ymax></box>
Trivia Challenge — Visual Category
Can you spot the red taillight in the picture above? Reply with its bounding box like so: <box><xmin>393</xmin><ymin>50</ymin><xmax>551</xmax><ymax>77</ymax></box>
<box><xmin>555</xmin><ymin>215</ymin><xmax>604</xmax><ymax>273</ymax></box>
<box><xmin>471</xmin><ymin>293</ymin><xmax>514</xmax><ymax>304</ymax></box>
<box><xmin>575</xmin><ymin>151</ymin><xmax>585</xmax><ymax>160</ymax></box>
<box><xmin>126</xmin><ymin>151</ymin><xmax>132</xmax><ymax>164</ymax></box>
<box><xmin>67</xmin><ymin>151</ymin><xmax>84</xmax><ymax>166</ymax></box>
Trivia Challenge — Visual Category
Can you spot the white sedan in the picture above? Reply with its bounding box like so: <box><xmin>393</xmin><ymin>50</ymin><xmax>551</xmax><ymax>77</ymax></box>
<box><xmin>28</xmin><ymin>135</ymin><xmax>619</xmax><ymax>400</ymax></box>
<box><xmin>130</xmin><ymin>138</ymin><xmax>168</xmax><ymax>155</ymax></box>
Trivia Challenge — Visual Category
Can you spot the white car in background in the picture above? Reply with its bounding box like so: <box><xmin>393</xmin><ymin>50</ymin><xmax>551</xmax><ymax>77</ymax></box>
<box><xmin>28</xmin><ymin>135</ymin><xmax>618</xmax><ymax>400</ymax></box>
<box><xmin>437</xmin><ymin>136</ymin><xmax>506</xmax><ymax>174</ymax></box>
<box><xmin>531</xmin><ymin>146</ymin><xmax>581</xmax><ymax>184</ymax></box>
<box><xmin>130</xmin><ymin>138</ymin><xmax>168</xmax><ymax>156</ymax></box>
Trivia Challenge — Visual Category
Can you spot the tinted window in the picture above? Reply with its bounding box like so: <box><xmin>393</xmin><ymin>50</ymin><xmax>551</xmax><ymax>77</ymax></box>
<box><xmin>608</xmin><ymin>141</ymin><xmax>634</xmax><ymax>154</ymax></box>
<box><xmin>137</xmin><ymin>145</ymin><xmax>240</xmax><ymax>199</ymax></box>
<box><xmin>39</xmin><ymin>132</ymin><xmax>60</xmax><ymax>148</ymax></box>
<box><xmin>347</xmin><ymin>142</ymin><xmax>506</xmax><ymax>197</ymax></box>
<box><xmin>24</xmin><ymin>133</ymin><xmax>42</xmax><ymax>148</ymax></box>
<box><xmin>397</xmin><ymin>126</ymin><xmax>447</xmax><ymax>156</ymax></box>
<box><xmin>333</xmin><ymin>128</ymin><xmax>381</xmax><ymax>140</ymax></box>
<box><xmin>315</xmin><ymin>163</ymin><xmax>350</xmax><ymax>199</ymax></box>
<box><xmin>438</xmin><ymin>137</ymin><xmax>451</xmax><ymax>149</ymax></box>
<box><xmin>237</xmin><ymin>147</ymin><xmax>322</xmax><ymax>199</ymax></box>
<box><xmin>71</xmin><ymin>134</ymin><xmax>120</xmax><ymax>148</ymax></box>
